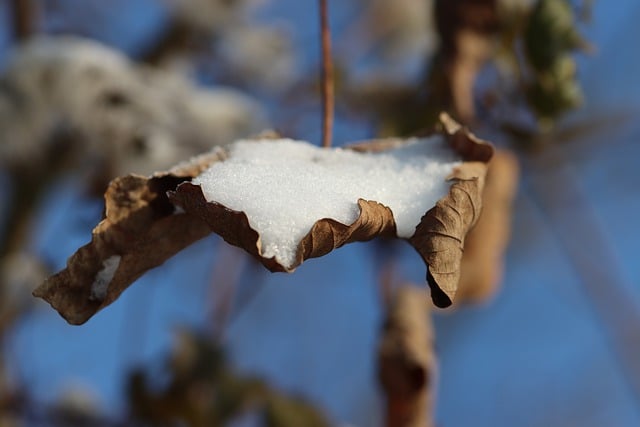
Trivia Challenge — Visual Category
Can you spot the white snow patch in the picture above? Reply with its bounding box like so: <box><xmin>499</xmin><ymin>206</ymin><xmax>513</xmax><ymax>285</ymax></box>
<box><xmin>192</xmin><ymin>137</ymin><xmax>461</xmax><ymax>268</ymax></box>
<box><xmin>90</xmin><ymin>255</ymin><xmax>121</xmax><ymax>301</ymax></box>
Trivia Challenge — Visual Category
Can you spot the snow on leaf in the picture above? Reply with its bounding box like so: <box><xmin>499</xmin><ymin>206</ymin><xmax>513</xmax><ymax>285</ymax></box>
<box><xmin>172</xmin><ymin>113</ymin><xmax>492</xmax><ymax>307</ymax></box>
<box><xmin>170</xmin><ymin>185</ymin><xmax>398</xmax><ymax>274</ymax></box>
<box><xmin>170</xmin><ymin>134</ymin><xmax>461</xmax><ymax>270</ymax></box>
<box><xmin>33</xmin><ymin>114</ymin><xmax>493</xmax><ymax>324</ymax></box>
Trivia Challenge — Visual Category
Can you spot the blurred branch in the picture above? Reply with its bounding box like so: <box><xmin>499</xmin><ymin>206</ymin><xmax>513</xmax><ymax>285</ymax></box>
<box><xmin>455</xmin><ymin>149</ymin><xmax>520</xmax><ymax>304</ymax></box>
<box><xmin>0</xmin><ymin>171</ymin><xmax>51</xmax><ymax>261</ymax></box>
<box><xmin>142</xmin><ymin>22</ymin><xmax>194</xmax><ymax>65</ymax></box>
<box><xmin>346</xmin><ymin>0</ymin><xmax>588</xmax><ymax>144</ymax></box>
<box><xmin>378</xmin><ymin>285</ymin><xmax>436</xmax><ymax>427</ymax></box>
<box><xmin>0</xmin><ymin>140</ymin><xmax>73</xmax><ymax>297</ymax></box>
<box><xmin>2</xmin><ymin>393</ymin><xmax>130</xmax><ymax>427</ymax></box>
<box><xmin>128</xmin><ymin>331</ymin><xmax>330</xmax><ymax>426</ymax></box>
<box><xmin>525</xmin><ymin>162</ymin><xmax>640</xmax><ymax>404</ymax></box>
<box><xmin>11</xmin><ymin>0</ymin><xmax>37</xmax><ymax>41</ymax></box>
<box><xmin>0</xmin><ymin>133</ymin><xmax>79</xmax><ymax>310</ymax></box>
<box><xmin>431</xmin><ymin>0</ymin><xmax>499</xmax><ymax>124</ymax></box>
<box><xmin>0</xmin><ymin>388</ymin><xmax>24</xmax><ymax>426</ymax></box>
<box><xmin>344</xmin><ymin>0</ymin><xmax>499</xmax><ymax>136</ymax></box>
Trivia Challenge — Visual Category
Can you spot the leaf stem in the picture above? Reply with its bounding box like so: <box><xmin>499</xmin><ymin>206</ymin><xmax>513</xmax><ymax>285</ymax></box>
<box><xmin>319</xmin><ymin>0</ymin><xmax>334</xmax><ymax>148</ymax></box>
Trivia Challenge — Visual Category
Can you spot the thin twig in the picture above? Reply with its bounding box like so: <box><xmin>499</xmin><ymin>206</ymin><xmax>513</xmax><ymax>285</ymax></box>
<box><xmin>319</xmin><ymin>0</ymin><xmax>334</xmax><ymax>148</ymax></box>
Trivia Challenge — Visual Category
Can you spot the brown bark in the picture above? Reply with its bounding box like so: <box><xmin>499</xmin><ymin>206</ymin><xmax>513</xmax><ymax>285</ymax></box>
<box><xmin>433</xmin><ymin>0</ymin><xmax>499</xmax><ymax>124</ymax></box>
<box><xmin>11</xmin><ymin>0</ymin><xmax>36</xmax><ymax>41</ymax></box>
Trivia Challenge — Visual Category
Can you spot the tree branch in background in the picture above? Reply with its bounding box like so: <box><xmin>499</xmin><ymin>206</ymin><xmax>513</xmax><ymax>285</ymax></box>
<box><xmin>344</xmin><ymin>0</ymin><xmax>500</xmax><ymax>136</ymax></box>
<box><xmin>455</xmin><ymin>149</ymin><xmax>520</xmax><ymax>304</ymax></box>
<box><xmin>141</xmin><ymin>22</ymin><xmax>194</xmax><ymax>65</ymax></box>
<box><xmin>378</xmin><ymin>285</ymin><xmax>436</xmax><ymax>427</ymax></box>
<box><xmin>128</xmin><ymin>331</ymin><xmax>330</xmax><ymax>426</ymax></box>
<box><xmin>319</xmin><ymin>0</ymin><xmax>334</xmax><ymax>148</ymax></box>
<box><xmin>431</xmin><ymin>0</ymin><xmax>499</xmax><ymax>124</ymax></box>
<box><xmin>526</xmin><ymin>163</ymin><xmax>640</xmax><ymax>402</ymax></box>
<box><xmin>11</xmin><ymin>0</ymin><xmax>37</xmax><ymax>41</ymax></box>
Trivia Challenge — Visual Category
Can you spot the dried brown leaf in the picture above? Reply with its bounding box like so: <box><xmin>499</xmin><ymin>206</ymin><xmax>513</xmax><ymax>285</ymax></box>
<box><xmin>170</xmin><ymin>114</ymin><xmax>492</xmax><ymax>310</ymax></box>
<box><xmin>32</xmin><ymin>151</ymin><xmax>225</xmax><ymax>324</ymax></box>
<box><xmin>34</xmin><ymin>114</ymin><xmax>492</xmax><ymax>324</ymax></box>
<box><xmin>408</xmin><ymin>113</ymin><xmax>493</xmax><ymax>307</ymax></box>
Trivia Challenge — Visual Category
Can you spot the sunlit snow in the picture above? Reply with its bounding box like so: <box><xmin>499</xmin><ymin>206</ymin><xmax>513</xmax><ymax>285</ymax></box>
<box><xmin>192</xmin><ymin>137</ymin><xmax>461</xmax><ymax>268</ymax></box>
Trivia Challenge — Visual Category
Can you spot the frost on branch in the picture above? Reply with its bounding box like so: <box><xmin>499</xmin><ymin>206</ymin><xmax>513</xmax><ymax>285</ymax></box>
<box><xmin>34</xmin><ymin>114</ymin><xmax>493</xmax><ymax>324</ymax></box>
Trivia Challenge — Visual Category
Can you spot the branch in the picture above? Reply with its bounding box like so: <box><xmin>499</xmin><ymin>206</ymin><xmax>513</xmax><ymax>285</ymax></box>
<box><xmin>455</xmin><ymin>149</ymin><xmax>520</xmax><ymax>304</ymax></box>
<box><xmin>11</xmin><ymin>0</ymin><xmax>36</xmax><ymax>41</ymax></box>
<box><xmin>432</xmin><ymin>0</ymin><xmax>498</xmax><ymax>124</ymax></box>
<box><xmin>319</xmin><ymin>0</ymin><xmax>334</xmax><ymax>148</ymax></box>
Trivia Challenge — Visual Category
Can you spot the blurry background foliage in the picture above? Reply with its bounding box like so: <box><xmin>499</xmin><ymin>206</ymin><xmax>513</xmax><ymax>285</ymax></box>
<box><xmin>4</xmin><ymin>0</ymin><xmax>640</xmax><ymax>426</ymax></box>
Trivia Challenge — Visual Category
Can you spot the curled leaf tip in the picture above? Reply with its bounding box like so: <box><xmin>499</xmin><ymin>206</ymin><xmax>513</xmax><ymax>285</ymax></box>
<box><xmin>408</xmin><ymin>113</ymin><xmax>494</xmax><ymax>307</ymax></box>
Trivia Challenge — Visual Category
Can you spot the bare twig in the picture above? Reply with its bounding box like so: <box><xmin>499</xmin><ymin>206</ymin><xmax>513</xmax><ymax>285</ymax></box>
<box><xmin>319</xmin><ymin>0</ymin><xmax>334</xmax><ymax>148</ymax></box>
